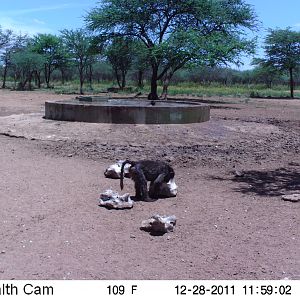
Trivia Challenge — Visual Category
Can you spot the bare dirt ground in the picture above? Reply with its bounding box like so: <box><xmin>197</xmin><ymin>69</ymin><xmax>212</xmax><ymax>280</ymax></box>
<box><xmin>0</xmin><ymin>89</ymin><xmax>299</xmax><ymax>280</ymax></box>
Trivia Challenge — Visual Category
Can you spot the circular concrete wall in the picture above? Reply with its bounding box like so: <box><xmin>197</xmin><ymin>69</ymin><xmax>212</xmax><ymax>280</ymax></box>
<box><xmin>45</xmin><ymin>98</ymin><xmax>210</xmax><ymax>124</ymax></box>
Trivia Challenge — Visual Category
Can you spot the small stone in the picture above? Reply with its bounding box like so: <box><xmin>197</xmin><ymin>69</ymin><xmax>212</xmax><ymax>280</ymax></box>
<box><xmin>282</xmin><ymin>194</ymin><xmax>300</xmax><ymax>202</ymax></box>
<box><xmin>129</xmin><ymin>143</ymin><xmax>140</xmax><ymax>147</ymax></box>
<box><xmin>1</xmin><ymin>250</ymin><xmax>5</xmax><ymax>254</ymax></box>
<box><xmin>288</xmin><ymin>162</ymin><xmax>300</xmax><ymax>166</ymax></box>
<box><xmin>166</xmin><ymin>156</ymin><xmax>175</xmax><ymax>162</ymax></box>
<box><xmin>130</xmin><ymin>234</ymin><xmax>136</xmax><ymax>239</ymax></box>
<box><xmin>67</xmin><ymin>154</ymin><xmax>73</xmax><ymax>157</ymax></box>
<box><xmin>234</xmin><ymin>170</ymin><xmax>244</xmax><ymax>177</ymax></box>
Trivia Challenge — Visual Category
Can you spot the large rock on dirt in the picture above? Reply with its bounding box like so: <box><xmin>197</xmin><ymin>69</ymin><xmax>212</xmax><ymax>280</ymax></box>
<box><xmin>99</xmin><ymin>189</ymin><xmax>134</xmax><ymax>209</ymax></box>
<box><xmin>104</xmin><ymin>160</ymin><xmax>131</xmax><ymax>179</ymax></box>
<box><xmin>281</xmin><ymin>194</ymin><xmax>300</xmax><ymax>202</ymax></box>
<box><xmin>141</xmin><ymin>215</ymin><xmax>177</xmax><ymax>234</ymax></box>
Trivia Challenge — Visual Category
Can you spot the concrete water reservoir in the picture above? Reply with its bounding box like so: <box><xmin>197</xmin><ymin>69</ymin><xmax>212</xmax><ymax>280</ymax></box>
<box><xmin>45</xmin><ymin>97</ymin><xmax>210</xmax><ymax>124</ymax></box>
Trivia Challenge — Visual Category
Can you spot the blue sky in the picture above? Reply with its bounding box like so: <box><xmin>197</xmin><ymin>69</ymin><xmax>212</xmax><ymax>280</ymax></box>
<box><xmin>1</xmin><ymin>0</ymin><xmax>300</xmax><ymax>69</ymax></box>
<box><xmin>237</xmin><ymin>0</ymin><xmax>300</xmax><ymax>68</ymax></box>
<box><xmin>248</xmin><ymin>0</ymin><xmax>300</xmax><ymax>30</ymax></box>
<box><xmin>0</xmin><ymin>0</ymin><xmax>96</xmax><ymax>35</ymax></box>
<box><xmin>245</xmin><ymin>0</ymin><xmax>300</xmax><ymax>64</ymax></box>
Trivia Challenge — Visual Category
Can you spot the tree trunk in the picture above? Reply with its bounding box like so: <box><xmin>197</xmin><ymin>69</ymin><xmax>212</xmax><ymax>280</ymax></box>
<box><xmin>28</xmin><ymin>71</ymin><xmax>34</xmax><ymax>91</ymax></box>
<box><xmin>115</xmin><ymin>69</ymin><xmax>121</xmax><ymax>88</ymax></box>
<box><xmin>45</xmin><ymin>64</ymin><xmax>51</xmax><ymax>88</ymax></box>
<box><xmin>79</xmin><ymin>73</ymin><xmax>84</xmax><ymax>94</ymax></box>
<box><xmin>35</xmin><ymin>71</ymin><xmax>41</xmax><ymax>88</ymax></box>
<box><xmin>13</xmin><ymin>74</ymin><xmax>17</xmax><ymax>90</ymax></box>
<box><xmin>160</xmin><ymin>72</ymin><xmax>173</xmax><ymax>100</ymax></box>
<box><xmin>137</xmin><ymin>70</ymin><xmax>144</xmax><ymax>88</ymax></box>
<box><xmin>2</xmin><ymin>64</ymin><xmax>8</xmax><ymax>89</ymax></box>
<box><xmin>18</xmin><ymin>76</ymin><xmax>28</xmax><ymax>91</ymax></box>
<box><xmin>79</xmin><ymin>79</ymin><xmax>84</xmax><ymax>94</ymax></box>
<box><xmin>60</xmin><ymin>69</ymin><xmax>65</xmax><ymax>85</ymax></box>
<box><xmin>121</xmin><ymin>70</ymin><xmax>126</xmax><ymax>89</ymax></box>
<box><xmin>87</xmin><ymin>64</ymin><xmax>93</xmax><ymax>90</ymax></box>
<box><xmin>289</xmin><ymin>67</ymin><xmax>294</xmax><ymax>98</ymax></box>
<box><xmin>78</xmin><ymin>59</ymin><xmax>85</xmax><ymax>94</ymax></box>
<box><xmin>148</xmin><ymin>64</ymin><xmax>159</xmax><ymax>100</ymax></box>
<box><xmin>79</xmin><ymin>66</ymin><xmax>84</xmax><ymax>94</ymax></box>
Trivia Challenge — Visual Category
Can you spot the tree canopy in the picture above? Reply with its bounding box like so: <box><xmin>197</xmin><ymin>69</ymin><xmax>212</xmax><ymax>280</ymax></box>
<box><xmin>61</xmin><ymin>29</ymin><xmax>95</xmax><ymax>94</ymax></box>
<box><xmin>106</xmin><ymin>37</ymin><xmax>135</xmax><ymax>88</ymax></box>
<box><xmin>11</xmin><ymin>50</ymin><xmax>45</xmax><ymax>90</ymax></box>
<box><xmin>256</xmin><ymin>28</ymin><xmax>300</xmax><ymax>98</ymax></box>
<box><xmin>31</xmin><ymin>34</ymin><xmax>63</xmax><ymax>88</ymax></box>
<box><xmin>86</xmin><ymin>0</ymin><xmax>258</xmax><ymax>99</ymax></box>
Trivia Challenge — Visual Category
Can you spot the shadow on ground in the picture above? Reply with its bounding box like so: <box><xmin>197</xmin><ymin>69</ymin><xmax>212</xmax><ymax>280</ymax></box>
<box><xmin>211</xmin><ymin>167</ymin><xmax>300</xmax><ymax>197</ymax></box>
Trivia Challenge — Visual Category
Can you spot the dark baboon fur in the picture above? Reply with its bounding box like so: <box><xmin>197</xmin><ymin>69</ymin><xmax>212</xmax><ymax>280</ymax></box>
<box><xmin>120</xmin><ymin>160</ymin><xmax>175</xmax><ymax>201</ymax></box>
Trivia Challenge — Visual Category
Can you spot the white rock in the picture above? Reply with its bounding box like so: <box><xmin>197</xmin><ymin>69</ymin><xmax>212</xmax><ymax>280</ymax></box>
<box><xmin>104</xmin><ymin>160</ymin><xmax>131</xmax><ymax>179</ymax></box>
<box><xmin>99</xmin><ymin>189</ymin><xmax>134</xmax><ymax>209</ymax></box>
<box><xmin>150</xmin><ymin>178</ymin><xmax>178</xmax><ymax>198</ymax></box>
<box><xmin>141</xmin><ymin>214</ymin><xmax>177</xmax><ymax>233</ymax></box>
<box><xmin>282</xmin><ymin>194</ymin><xmax>300</xmax><ymax>202</ymax></box>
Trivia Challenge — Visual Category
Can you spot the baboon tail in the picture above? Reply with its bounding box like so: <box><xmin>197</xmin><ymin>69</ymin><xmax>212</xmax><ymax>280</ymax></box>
<box><xmin>120</xmin><ymin>160</ymin><xmax>134</xmax><ymax>190</ymax></box>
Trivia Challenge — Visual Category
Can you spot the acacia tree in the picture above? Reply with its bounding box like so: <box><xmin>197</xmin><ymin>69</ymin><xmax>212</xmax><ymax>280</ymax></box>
<box><xmin>53</xmin><ymin>43</ymin><xmax>70</xmax><ymax>85</ymax></box>
<box><xmin>86</xmin><ymin>0</ymin><xmax>257</xmax><ymax>100</ymax></box>
<box><xmin>11</xmin><ymin>49</ymin><xmax>45</xmax><ymax>90</ymax></box>
<box><xmin>251</xmin><ymin>58</ymin><xmax>281</xmax><ymax>88</ymax></box>
<box><xmin>61</xmin><ymin>29</ymin><xmax>95</xmax><ymax>94</ymax></box>
<box><xmin>0</xmin><ymin>32</ymin><xmax>29</xmax><ymax>88</ymax></box>
<box><xmin>0</xmin><ymin>28</ymin><xmax>13</xmax><ymax>88</ymax></box>
<box><xmin>31</xmin><ymin>34</ymin><xmax>62</xmax><ymax>88</ymax></box>
<box><xmin>132</xmin><ymin>41</ymin><xmax>149</xmax><ymax>88</ymax></box>
<box><xmin>260</xmin><ymin>28</ymin><xmax>300</xmax><ymax>98</ymax></box>
<box><xmin>159</xmin><ymin>30</ymin><xmax>255</xmax><ymax>98</ymax></box>
<box><xmin>106</xmin><ymin>37</ymin><xmax>134</xmax><ymax>89</ymax></box>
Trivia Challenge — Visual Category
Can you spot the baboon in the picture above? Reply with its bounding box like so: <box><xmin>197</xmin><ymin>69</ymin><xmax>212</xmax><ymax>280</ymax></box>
<box><xmin>120</xmin><ymin>160</ymin><xmax>175</xmax><ymax>201</ymax></box>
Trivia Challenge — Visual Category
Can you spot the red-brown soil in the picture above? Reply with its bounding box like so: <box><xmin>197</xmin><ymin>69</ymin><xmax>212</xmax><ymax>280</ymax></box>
<box><xmin>0</xmin><ymin>89</ymin><xmax>299</xmax><ymax>280</ymax></box>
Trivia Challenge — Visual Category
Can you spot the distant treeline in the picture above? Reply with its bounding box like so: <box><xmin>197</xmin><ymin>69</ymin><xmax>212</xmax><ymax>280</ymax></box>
<box><xmin>1</xmin><ymin>58</ymin><xmax>299</xmax><ymax>91</ymax></box>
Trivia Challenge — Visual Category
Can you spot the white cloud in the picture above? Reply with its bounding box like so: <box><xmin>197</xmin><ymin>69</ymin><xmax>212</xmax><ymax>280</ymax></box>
<box><xmin>0</xmin><ymin>4</ymin><xmax>72</xmax><ymax>17</ymax></box>
<box><xmin>294</xmin><ymin>23</ymin><xmax>300</xmax><ymax>27</ymax></box>
<box><xmin>0</xmin><ymin>16</ymin><xmax>53</xmax><ymax>36</ymax></box>
<box><xmin>33</xmin><ymin>19</ymin><xmax>46</xmax><ymax>25</ymax></box>
<box><xmin>0</xmin><ymin>3</ymin><xmax>89</xmax><ymax>36</ymax></box>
